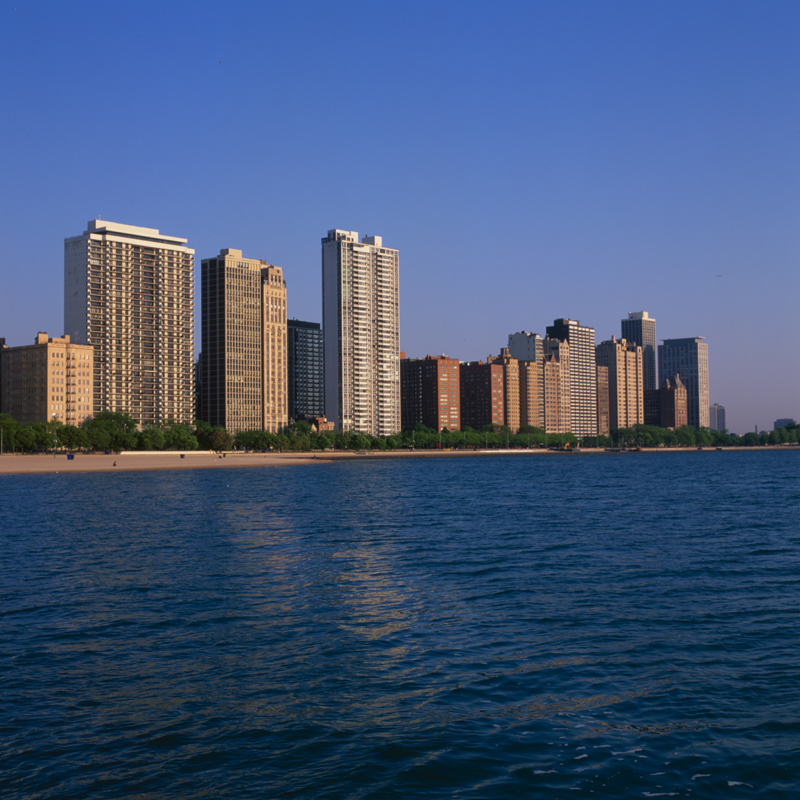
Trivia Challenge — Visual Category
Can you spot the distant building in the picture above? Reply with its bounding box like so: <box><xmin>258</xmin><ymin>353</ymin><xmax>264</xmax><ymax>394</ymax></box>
<box><xmin>287</xmin><ymin>320</ymin><xmax>324</xmax><ymax>421</ymax></box>
<box><xmin>709</xmin><ymin>403</ymin><xmax>726</xmax><ymax>432</ymax></box>
<box><xmin>658</xmin><ymin>338</ymin><xmax>708</xmax><ymax>428</ymax></box>
<box><xmin>542</xmin><ymin>337</ymin><xmax>571</xmax><ymax>434</ymax></box>
<box><xmin>621</xmin><ymin>311</ymin><xmax>657</xmax><ymax>391</ymax></box>
<box><xmin>508</xmin><ymin>331</ymin><xmax>544</xmax><ymax>425</ymax></box>
<box><xmin>518</xmin><ymin>359</ymin><xmax>541</xmax><ymax>430</ymax></box>
<box><xmin>200</xmin><ymin>248</ymin><xmax>287</xmax><ymax>433</ymax></box>
<box><xmin>401</xmin><ymin>355</ymin><xmax>460</xmax><ymax>432</ymax></box>
<box><xmin>460</xmin><ymin>361</ymin><xmax>504</xmax><ymax>429</ymax></box>
<box><xmin>595</xmin><ymin>337</ymin><xmax>644</xmax><ymax>430</ymax></box>
<box><xmin>596</xmin><ymin>365</ymin><xmax>610</xmax><ymax>436</ymax></box>
<box><xmin>488</xmin><ymin>350</ymin><xmax>520</xmax><ymax>432</ymax></box>
<box><xmin>0</xmin><ymin>333</ymin><xmax>94</xmax><ymax>425</ymax></box>
<box><xmin>774</xmin><ymin>418</ymin><xmax>796</xmax><ymax>430</ymax></box>
<box><xmin>645</xmin><ymin>374</ymin><xmax>688</xmax><ymax>430</ymax></box>
<box><xmin>545</xmin><ymin>319</ymin><xmax>597</xmax><ymax>437</ymax></box>
<box><xmin>322</xmin><ymin>230</ymin><xmax>400</xmax><ymax>435</ymax></box>
<box><xmin>64</xmin><ymin>219</ymin><xmax>195</xmax><ymax>425</ymax></box>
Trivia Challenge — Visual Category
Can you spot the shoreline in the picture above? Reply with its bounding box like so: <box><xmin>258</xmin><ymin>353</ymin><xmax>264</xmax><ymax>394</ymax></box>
<box><xmin>0</xmin><ymin>445</ymin><xmax>796</xmax><ymax>475</ymax></box>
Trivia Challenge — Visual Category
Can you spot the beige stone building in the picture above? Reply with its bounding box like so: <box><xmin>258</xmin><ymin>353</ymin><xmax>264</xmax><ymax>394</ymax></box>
<box><xmin>64</xmin><ymin>220</ymin><xmax>195</xmax><ymax>425</ymax></box>
<box><xmin>595</xmin><ymin>337</ymin><xmax>643</xmax><ymax>430</ymax></box>
<box><xmin>200</xmin><ymin>249</ymin><xmax>287</xmax><ymax>434</ymax></box>
<box><xmin>518</xmin><ymin>359</ymin><xmax>540</xmax><ymax>430</ymax></box>
<box><xmin>542</xmin><ymin>337</ymin><xmax>571</xmax><ymax>434</ymax></box>
<box><xmin>488</xmin><ymin>349</ymin><xmax>520</xmax><ymax>432</ymax></box>
<box><xmin>0</xmin><ymin>333</ymin><xmax>94</xmax><ymax>425</ymax></box>
<box><xmin>596</xmin><ymin>364</ymin><xmax>610</xmax><ymax>436</ymax></box>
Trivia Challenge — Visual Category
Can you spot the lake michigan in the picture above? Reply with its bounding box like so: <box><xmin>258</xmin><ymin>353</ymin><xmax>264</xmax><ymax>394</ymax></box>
<box><xmin>2</xmin><ymin>451</ymin><xmax>799</xmax><ymax>798</ymax></box>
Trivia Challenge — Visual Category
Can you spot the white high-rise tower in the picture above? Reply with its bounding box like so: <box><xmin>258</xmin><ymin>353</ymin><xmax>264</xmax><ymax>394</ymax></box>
<box><xmin>322</xmin><ymin>230</ymin><xmax>400</xmax><ymax>436</ymax></box>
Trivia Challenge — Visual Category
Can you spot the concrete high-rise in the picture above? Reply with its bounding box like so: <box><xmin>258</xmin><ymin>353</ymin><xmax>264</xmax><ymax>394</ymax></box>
<box><xmin>287</xmin><ymin>320</ymin><xmax>324</xmax><ymax>422</ymax></box>
<box><xmin>0</xmin><ymin>333</ymin><xmax>94</xmax><ymax>425</ymax></box>
<box><xmin>595</xmin><ymin>337</ymin><xmax>644</xmax><ymax>430</ymax></box>
<box><xmin>545</xmin><ymin>319</ymin><xmax>597</xmax><ymax>438</ymax></box>
<box><xmin>658</xmin><ymin>338</ymin><xmax>709</xmax><ymax>428</ymax></box>
<box><xmin>322</xmin><ymin>230</ymin><xmax>400</xmax><ymax>436</ymax></box>
<box><xmin>709</xmin><ymin>403</ymin><xmax>726</xmax><ymax>432</ymax></box>
<box><xmin>64</xmin><ymin>220</ymin><xmax>195</xmax><ymax>425</ymax></box>
<box><xmin>621</xmin><ymin>311</ymin><xmax>657</xmax><ymax>391</ymax></box>
<box><xmin>201</xmin><ymin>249</ymin><xmax>287</xmax><ymax>433</ymax></box>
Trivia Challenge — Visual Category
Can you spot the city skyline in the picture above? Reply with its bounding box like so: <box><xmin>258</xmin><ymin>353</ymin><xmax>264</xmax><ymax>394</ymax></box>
<box><xmin>2</xmin><ymin>1</ymin><xmax>798</xmax><ymax>434</ymax></box>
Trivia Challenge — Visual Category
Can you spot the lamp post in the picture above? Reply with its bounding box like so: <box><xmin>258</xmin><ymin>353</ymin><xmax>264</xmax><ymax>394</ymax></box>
<box><xmin>52</xmin><ymin>413</ymin><xmax>58</xmax><ymax>458</ymax></box>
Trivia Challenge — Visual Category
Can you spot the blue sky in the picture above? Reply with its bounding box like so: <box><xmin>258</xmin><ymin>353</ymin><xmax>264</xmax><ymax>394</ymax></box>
<box><xmin>1</xmin><ymin>0</ymin><xmax>798</xmax><ymax>433</ymax></box>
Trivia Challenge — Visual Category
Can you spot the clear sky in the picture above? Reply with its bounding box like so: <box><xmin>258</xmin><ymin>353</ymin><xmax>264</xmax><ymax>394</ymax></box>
<box><xmin>1</xmin><ymin>0</ymin><xmax>798</xmax><ymax>434</ymax></box>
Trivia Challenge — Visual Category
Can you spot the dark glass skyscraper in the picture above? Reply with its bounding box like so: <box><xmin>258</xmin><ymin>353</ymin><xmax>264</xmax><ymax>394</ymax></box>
<box><xmin>621</xmin><ymin>311</ymin><xmax>657</xmax><ymax>391</ymax></box>
<box><xmin>287</xmin><ymin>319</ymin><xmax>324</xmax><ymax>421</ymax></box>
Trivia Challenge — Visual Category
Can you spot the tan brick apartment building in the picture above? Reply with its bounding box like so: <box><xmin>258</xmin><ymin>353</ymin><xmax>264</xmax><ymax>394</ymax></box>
<box><xmin>0</xmin><ymin>333</ymin><xmax>94</xmax><ymax>425</ymax></box>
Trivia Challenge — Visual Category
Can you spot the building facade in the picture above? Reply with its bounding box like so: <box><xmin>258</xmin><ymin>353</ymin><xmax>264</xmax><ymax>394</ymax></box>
<box><xmin>201</xmin><ymin>249</ymin><xmax>287</xmax><ymax>433</ymax></box>
<box><xmin>287</xmin><ymin>320</ymin><xmax>324</xmax><ymax>422</ymax></box>
<box><xmin>595</xmin><ymin>337</ymin><xmax>644</xmax><ymax>430</ymax></box>
<box><xmin>322</xmin><ymin>230</ymin><xmax>400</xmax><ymax>436</ymax></box>
<box><xmin>0</xmin><ymin>333</ymin><xmax>94</xmax><ymax>425</ymax></box>
<box><xmin>709</xmin><ymin>403</ymin><xmax>726</xmax><ymax>432</ymax></box>
<box><xmin>596</xmin><ymin>365</ymin><xmax>610</xmax><ymax>436</ymax></box>
<box><xmin>774</xmin><ymin>418</ymin><xmax>796</xmax><ymax>429</ymax></box>
<box><xmin>621</xmin><ymin>311</ymin><xmax>657</xmax><ymax>391</ymax></box>
<box><xmin>518</xmin><ymin>359</ymin><xmax>540</xmax><ymax>430</ymax></box>
<box><xmin>542</xmin><ymin>337</ymin><xmax>571</xmax><ymax>434</ymax></box>
<box><xmin>508</xmin><ymin>331</ymin><xmax>544</xmax><ymax>426</ymax></box>
<box><xmin>401</xmin><ymin>355</ymin><xmax>460</xmax><ymax>432</ymax></box>
<box><xmin>660</xmin><ymin>375</ymin><xmax>688</xmax><ymax>429</ymax></box>
<box><xmin>545</xmin><ymin>319</ymin><xmax>597</xmax><ymax>438</ymax></box>
<box><xmin>658</xmin><ymin>338</ymin><xmax>709</xmax><ymax>428</ymax></box>
<box><xmin>64</xmin><ymin>220</ymin><xmax>195</xmax><ymax>425</ymax></box>
<box><xmin>488</xmin><ymin>350</ymin><xmax>520</xmax><ymax>432</ymax></box>
<box><xmin>459</xmin><ymin>361</ymin><xmax>504</xmax><ymax>429</ymax></box>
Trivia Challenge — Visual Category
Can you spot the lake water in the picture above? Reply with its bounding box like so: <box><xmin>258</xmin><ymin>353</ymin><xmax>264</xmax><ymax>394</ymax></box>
<box><xmin>2</xmin><ymin>451</ymin><xmax>799</xmax><ymax>798</ymax></box>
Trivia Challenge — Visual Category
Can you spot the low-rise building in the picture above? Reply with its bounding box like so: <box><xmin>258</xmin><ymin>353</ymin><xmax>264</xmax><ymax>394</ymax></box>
<box><xmin>0</xmin><ymin>333</ymin><xmax>94</xmax><ymax>425</ymax></box>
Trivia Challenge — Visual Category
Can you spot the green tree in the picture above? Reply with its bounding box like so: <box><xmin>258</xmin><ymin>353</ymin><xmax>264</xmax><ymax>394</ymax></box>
<box><xmin>209</xmin><ymin>428</ymin><xmax>234</xmax><ymax>451</ymax></box>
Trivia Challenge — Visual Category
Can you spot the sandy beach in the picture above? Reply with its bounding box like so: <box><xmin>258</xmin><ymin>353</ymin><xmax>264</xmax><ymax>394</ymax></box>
<box><xmin>0</xmin><ymin>451</ymin><xmax>327</xmax><ymax>475</ymax></box>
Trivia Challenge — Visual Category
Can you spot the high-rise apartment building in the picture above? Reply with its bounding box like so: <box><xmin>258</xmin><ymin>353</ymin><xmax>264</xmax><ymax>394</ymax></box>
<box><xmin>322</xmin><ymin>230</ymin><xmax>400</xmax><ymax>436</ymax></box>
<box><xmin>200</xmin><ymin>249</ymin><xmax>287</xmax><ymax>433</ymax></box>
<box><xmin>647</xmin><ymin>375</ymin><xmax>688</xmax><ymax>429</ymax></box>
<box><xmin>508</xmin><ymin>331</ymin><xmax>544</xmax><ymax>425</ymax></box>
<box><xmin>64</xmin><ymin>220</ymin><xmax>195</xmax><ymax>425</ymax></box>
<box><xmin>460</xmin><ymin>361</ymin><xmax>504</xmax><ymax>429</ymax></box>
<box><xmin>709</xmin><ymin>403</ymin><xmax>726</xmax><ymax>432</ymax></box>
<box><xmin>287</xmin><ymin>320</ymin><xmax>324</xmax><ymax>422</ymax></box>
<box><xmin>518</xmin><ymin>360</ymin><xmax>540</xmax><ymax>430</ymax></box>
<box><xmin>658</xmin><ymin>338</ymin><xmax>709</xmax><ymax>428</ymax></box>
<box><xmin>621</xmin><ymin>311</ymin><xmax>657</xmax><ymax>391</ymax></box>
<box><xmin>0</xmin><ymin>333</ymin><xmax>94</xmax><ymax>425</ymax></box>
<box><xmin>545</xmin><ymin>319</ymin><xmax>597</xmax><ymax>438</ymax></box>
<box><xmin>596</xmin><ymin>365</ymin><xmax>610</xmax><ymax>436</ymax></box>
<box><xmin>542</xmin><ymin>337</ymin><xmax>571</xmax><ymax>434</ymax></box>
<box><xmin>401</xmin><ymin>355</ymin><xmax>460</xmax><ymax>432</ymax></box>
<box><xmin>488</xmin><ymin>350</ymin><xmax>520</xmax><ymax>433</ymax></box>
<box><xmin>595</xmin><ymin>337</ymin><xmax>644</xmax><ymax>430</ymax></box>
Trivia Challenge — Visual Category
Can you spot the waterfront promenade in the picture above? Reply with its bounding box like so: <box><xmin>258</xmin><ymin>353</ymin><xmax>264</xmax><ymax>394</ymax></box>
<box><xmin>1</xmin><ymin>445</ymin><xmax>792</xmax><ymax>475</ymax></box>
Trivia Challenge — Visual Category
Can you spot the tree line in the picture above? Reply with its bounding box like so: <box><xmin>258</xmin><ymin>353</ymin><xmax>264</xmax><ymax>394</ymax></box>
<box><xmin>1</xmin><ymin>412</ymin><xmax>797</xmax><ymax>453</ymax></box>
